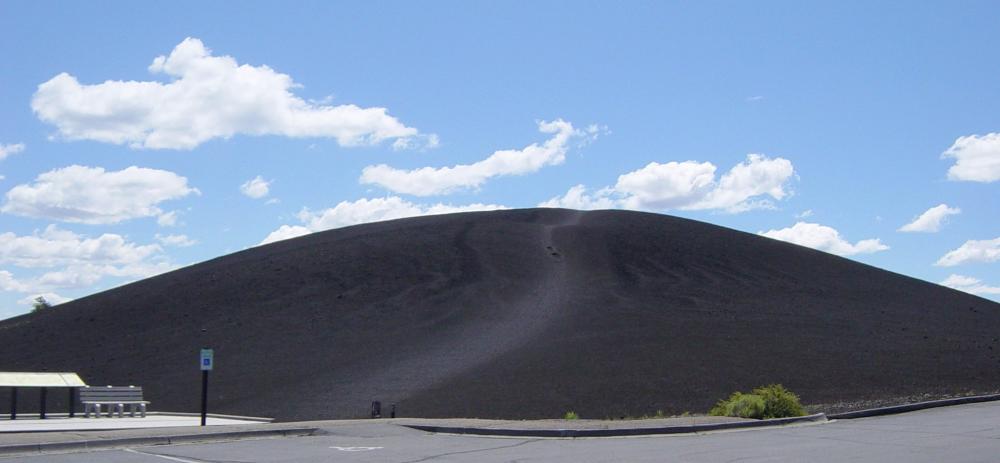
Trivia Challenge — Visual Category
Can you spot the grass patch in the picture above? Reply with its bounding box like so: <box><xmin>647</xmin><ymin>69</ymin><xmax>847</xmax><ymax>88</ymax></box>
<box><xmin>709</xmin><ymin>384</ymin><xmax>806</xmax><ymax>419</ymax></box>
<box><xmin>564</xmin><ymin>411</ymin><xmax>579</xmax><ymax>420</ymax></box>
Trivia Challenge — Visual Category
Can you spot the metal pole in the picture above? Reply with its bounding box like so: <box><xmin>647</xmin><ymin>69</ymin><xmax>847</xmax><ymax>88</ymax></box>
<box><xmin>9</xmin><ymin>387</ymin><xmax>16</xmax><ymax>420</ymax></box>
<box><xmin>68</xmin><ymin>388</ymin><xmax>76</xmax><ymax>418</ymax></box>
<box><xmin>40</xmin><ymin>388</ymin><xmax>47</xmax><ymax>419</ymax></box>
<box><xmin>200</xmin><ymin>370</ymin><xmax>208</xmax><ymax>426</ymax></box>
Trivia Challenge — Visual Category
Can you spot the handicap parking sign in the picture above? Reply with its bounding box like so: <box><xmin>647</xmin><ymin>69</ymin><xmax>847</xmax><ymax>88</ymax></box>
<box><xmin>200</xmin><ymin>349</ymin><xmax>214</xmax><ymax>371</ymax></box>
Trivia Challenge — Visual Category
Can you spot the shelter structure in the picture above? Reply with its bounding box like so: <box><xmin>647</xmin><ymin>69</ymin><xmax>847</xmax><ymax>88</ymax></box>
<box><xmin>1</xmin><ymin>372</ymin><xmax>86</xmax><ymax>419</ymax></box>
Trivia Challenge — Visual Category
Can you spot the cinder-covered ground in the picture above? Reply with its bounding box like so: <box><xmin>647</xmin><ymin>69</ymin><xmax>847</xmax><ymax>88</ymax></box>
<box><xmin>1</xmin><ymin>209</ymin><xmax>997</xmax><ymax>421</ymax></box>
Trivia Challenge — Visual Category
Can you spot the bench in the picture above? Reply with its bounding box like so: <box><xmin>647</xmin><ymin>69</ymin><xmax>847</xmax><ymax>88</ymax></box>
<box><xmin>79</xmin><ymin>385</ymin><xmax>150</xmax><ymax>418</ymax></box>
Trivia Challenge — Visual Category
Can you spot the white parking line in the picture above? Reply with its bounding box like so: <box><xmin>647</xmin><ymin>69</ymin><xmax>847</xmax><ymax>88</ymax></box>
<box><xmin>122</xmin><ymin>448</ymin><xmax>205</xmax><ymax>463</ymax></box>
<box><xmin>330</xmin><ymin>446</ymin><xmax>384</xmax><ymax>452</ymax></box>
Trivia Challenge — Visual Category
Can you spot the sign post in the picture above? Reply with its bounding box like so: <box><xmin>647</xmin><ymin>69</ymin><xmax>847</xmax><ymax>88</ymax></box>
<box><xmin>199</xmin><ymin>348</ymin><xmax>213</xmax><ymax>426</ymax></box>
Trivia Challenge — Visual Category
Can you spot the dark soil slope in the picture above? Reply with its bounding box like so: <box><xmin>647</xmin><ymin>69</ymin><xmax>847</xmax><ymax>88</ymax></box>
<box><xmin>1</xmin><ymin>209</ymin><xmax>998</xmax><ymax>421</ymax></box>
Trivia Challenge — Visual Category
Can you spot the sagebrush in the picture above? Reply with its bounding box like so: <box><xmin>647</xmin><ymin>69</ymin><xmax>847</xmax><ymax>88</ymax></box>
<box><xmin>709</xmin><ymin>384</ymin><xmax>805</xmax><ymax>419</ymax></box>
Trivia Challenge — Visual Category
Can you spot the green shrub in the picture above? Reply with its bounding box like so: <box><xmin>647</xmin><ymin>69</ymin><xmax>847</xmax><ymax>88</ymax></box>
<box><xmin>709</xmin><ymin>392</ymin><xmax>766</xmax><ymax>419</ymax></box>
<box><xmin>753</xmin><ymin>384</ymin><xmax>806</xmax><ymax>418</ymax></box>
<box><xmin>31</xmin><ymin>296</ymin><xmax>52</xmax><ymax>313</ymax></box>
<box><xmin>564</xmin><ymin>411</ymin><xmax>579</xmax><ymax>420</ymax></box>
<box><xmin>709</xmin><ymin>384</ymin><xmax>806</xmax><ymax>419</ymax></box>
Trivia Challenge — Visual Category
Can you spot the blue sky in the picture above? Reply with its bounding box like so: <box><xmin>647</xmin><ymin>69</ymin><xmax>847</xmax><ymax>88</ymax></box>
<box><xmin>1</xmin><ymin>1</ymin><xmax>998</xmax><ymax>319</ymax></box>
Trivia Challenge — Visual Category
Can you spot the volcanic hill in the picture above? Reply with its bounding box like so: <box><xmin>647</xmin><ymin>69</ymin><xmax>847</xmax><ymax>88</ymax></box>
<box><xmin>1</xmin><ymin>208</ymin><xmax>998</xmax><ymax>421</ymax></box>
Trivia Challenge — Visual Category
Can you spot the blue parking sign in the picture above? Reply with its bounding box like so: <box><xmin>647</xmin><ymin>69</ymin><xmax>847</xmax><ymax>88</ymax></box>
<box><xmin>200</xmin><ymin>349</ymin><xmax>214</xmax><ymax>371</ymax></box>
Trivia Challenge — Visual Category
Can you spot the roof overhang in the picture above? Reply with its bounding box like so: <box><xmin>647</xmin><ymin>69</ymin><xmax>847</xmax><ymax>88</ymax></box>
<box><xmin>0</xmin><ymin>372</ymin><xmax>86</xmax><ymax>387</ymax></box>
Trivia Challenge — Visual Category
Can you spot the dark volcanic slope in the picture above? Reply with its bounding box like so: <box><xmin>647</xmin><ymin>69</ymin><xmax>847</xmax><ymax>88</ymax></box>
<box><xmin>2</xmin><ymin>209</ymin><xmax>999</xmax><ymax>421</ymax></box>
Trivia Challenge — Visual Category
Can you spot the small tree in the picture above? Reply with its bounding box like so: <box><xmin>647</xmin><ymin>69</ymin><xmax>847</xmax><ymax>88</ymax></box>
<box><xmin>31</xmin><ymin>296</ymin><xmax>52</xmax><ymax>313</ymax></box>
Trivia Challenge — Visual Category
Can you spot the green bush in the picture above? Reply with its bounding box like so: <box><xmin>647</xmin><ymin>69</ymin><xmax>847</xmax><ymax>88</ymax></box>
<box><xmin>564</xmin><ymin>411</ymin><xmax>579</xmax><ymax>420</ymax></box>
<box><xmin>709</xmin><ymin>392</ymin><xmax>766</xmax><ymax>419</ymax></box>
<box><xmin>753</xmin><ymin>384</ymin><xmax>806</xmax><ymax>419</ymax></box>
<box><xmin>709</xmin><ymin>384</ymin><xmax>805</xmax><ymax>419</ymax></box>
<box><xmin>31</xmin><ymin>296</ymin><xmax>52</xmax><ymax>313</ymax></box>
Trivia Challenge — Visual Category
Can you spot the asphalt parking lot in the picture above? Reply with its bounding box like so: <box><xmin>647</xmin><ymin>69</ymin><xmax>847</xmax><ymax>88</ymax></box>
<box><xmin>4</xmin><ymin>401</ymin><xmax>1000</xmax><ymax>462</ymax></box>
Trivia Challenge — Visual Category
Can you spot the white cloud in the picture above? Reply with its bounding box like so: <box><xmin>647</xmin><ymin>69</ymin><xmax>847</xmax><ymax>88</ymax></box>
<box><xmin>240</xmin><ymin>175</ymin><xmax>271</xmax><ymax>199</ymax></box>
<box><xmin>302</xmin><ymin>197</ymin><xmax>507</xmax><ymax>230</ymax></box>
<box><xmin>0</xmin><ymin>271</ymin><xmax>30</xmax><ymax>292</ymax></box>
<box><xmin>32</xmin><ymin>37</ymin><xmax>426</xmax><ymax>150</ymax></box>
<box><xmin>157</xmin><ymin>211</ymin><xmax>180</xmax><ymax>227</ymax></box>
<box><xmin>936</xmin><ymin>237</ymin><xmax>1000</xmax><ymax>267</ymax></box>
<box><xmin>758</xmin><ymin>222</ymin><xmax>889</xmax><ymax>256</ymax></box>
<box><xmin>259</xmin><ymin>197</ymin><xmax>507</xmax><ymax>245</ymax></box>
<box><xmin>942</xmin><ymin>133</ymin><xmax>1000</xmax><ymax>182</ymax></box>
<box><xmin>796</xmin><ymin>209</ymin><xmax>814</xmax><ymax>219</ymax></box>
<box><xmin>155</xmin><ymin>233</ymin><xmax>197</xmax><ymax>247</ymax></box>
<box><xmin>898</xmin><ymin>204</ymin><xmax>961</xmax><ymax>233</ymax></box>
<box><xmin>538</xmin><ymin>185</ymin><xmax>617</xmax><ymax>210</ymax></box>
<box><xmin>0</xmin><ymin>225</ymin><xmax>160</xmax><ymax>268</ymax></box>
<box><xmin>580</xmin><ymin>124</ymin><xmax>610</xmax><ymax>147</ymax></box>
<box><xmin>391</xmin><ymin>133</ymin><xmax>440</xmax><ymax>151</ymax></box>
<box><xmin>361</xmin><ymin>119</ymin><xmax>580</xmax><ymax>196</ymax></box>
<box><xmin>34</xmin><ymin>262</ymin><xmax>173</xmax><ymax>288</ymax></box>
<box><xmin>541</xmin><ymin>154</ymin><xmax>795</xmax><ymax>213</ymax></box>
<box><xmin>2</xmin><ymin>165</ymin><xmax>198</xmax><ymax>224</ymax></box>
<box><xmin>615</xmin><ymin>160</ymin><xmax>718</xmax><ymax>210</ymax></box>
<box><xmin>940</xmin><ymin>274</ymin><xmax>1000</xmax><ymax>296</ymax></box>
<box><xmin>259</xmin><ymin>225</ymin><xmax>312</xmax><ymax>246</ymax></box>
<box><xmin>0</xmin><ymin>225</ymin><xmax>174</xmax><ymax>299</ymax></box>
<box><xmin>693</xmin><ymin>154</ymin><xmax>794</xmax><ymax>211</ymax></box>
<box><xmin>0</xmin><ymin>143</ymin><xmax>25</xmax><ymax>161</ymax></box>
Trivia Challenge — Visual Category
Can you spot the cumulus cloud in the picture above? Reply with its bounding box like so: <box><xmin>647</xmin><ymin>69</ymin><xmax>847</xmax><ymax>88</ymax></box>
<box><xmin>259</xmin><ymin>196</ymin><xmax>506</xmax><ymax>245</ymax></box>
<box><xmin>614</xmin><ymin>160</ymin><xmax>717</xmax><ymax>210</ymax></box>
<box><xmin>240</xmin><ymin>175</ymin><xmax>271</xmax><ymax>199</ymax></box>
<box><xmin>259</xmin><ymin>225</ymin><xmax>313</xmax><ymax>246</ymax></box>
<box><xmin>0</xmin><ymin>225</ymin><xmax>175</xmax><ymax>301</ymax></box>
<box><xmin>155</xmin><ymin>233</ymin><xmax>197</xmax><ymax>247</ymax></box>
<box><xmin>940</xmin><ymin>274</ymin><xmax>1000</xmax><ymax>296</ymax></box>
<box><xmin>898</xmin><ymin>204</ymin><xmax>961</xmax><ymax>233</ymax></box>
<box><xmin>32</xmin><ymin>37</ymin><xmax>426</xmax><ymax>150</ymax></box>
<box><xmin>2</xmin><ymin>165</ymin><xmax>197</xmax><ymax>224</ymax></box>
<box><xmin>936</xmin><ymin>237</ymin><xmax>1000</xmax><ymax>267</ymax></box>
<box><xmin>0</xmin><ymin>143</ymin><xmax>25</xmax><ymax>161</ymax></box>
<box><xmin>942</xmin><ymin>133</ymin><xmax>1000</xmax><ymax>182</ymax></box>
<box><xmin>538</xmin><ymin>185</ymin><xmax>618</xmax><ymax>210</ymax></box>
<box><xmin>758</xmin><ymin>222</ymin><xmax>889</xmax><ymax>257</ymax></box>
<box><xmin>0</xmin><ymin>271</ymin><xmax>30</xmax><ymax>293</ymax></box>
<box><xmin>361</xmin><ymin>119</ymin><xmax>580</xmax><ymax>196</ymax></box>
<box><xmin>0</xmin><ymin>225</ymin><xmax>160</xmax><ymax>268</ymax></box>
<box><xmin>541</xmin><ymin>154</ymin><xmax>795</xmax><ymax>213</ymax></box>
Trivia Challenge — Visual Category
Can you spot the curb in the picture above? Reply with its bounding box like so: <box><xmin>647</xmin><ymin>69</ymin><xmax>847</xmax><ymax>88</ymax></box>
<box><xmin>0</xmin><ymin>427</ymin><xmax>318</xmax><ymax>457</ymax></box>
<box><xmin>827</xmin><ymin>393</ymin><xmax>1000</xmax><ymax>420</ymax></box>
<box><xmin>403</xmin><ymin>413</ymin><xmax>827</xmax><ymax>438</ymax></box>
<box><xmin>147</xmin><ymin>412</ymin><xmax>274</xmax><ymax>422</ymax></box>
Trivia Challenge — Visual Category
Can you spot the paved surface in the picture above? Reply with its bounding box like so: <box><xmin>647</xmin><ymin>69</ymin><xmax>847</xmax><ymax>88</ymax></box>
<box><xmin>0</xmin><ymin>416</ymin><xmax>264</xmax><ymax>433</ymax></box>
<box><xmin>3</xmin><ymin>401</ymin><xmax>1000</xmax><ymax>462</ymax></box>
